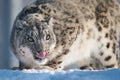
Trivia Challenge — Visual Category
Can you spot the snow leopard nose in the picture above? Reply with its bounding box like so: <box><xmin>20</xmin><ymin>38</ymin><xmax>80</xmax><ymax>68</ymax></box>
<box><xmin>37</xmin><ymin>51</ymin><xmax>48</xmax><ymax>59</ymax></box>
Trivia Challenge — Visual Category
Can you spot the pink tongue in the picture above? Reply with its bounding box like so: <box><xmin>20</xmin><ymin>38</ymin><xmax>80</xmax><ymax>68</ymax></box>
<box><xmin>38</xmin><ymin>51</ymin><xmax>48</xmax><ymax>59</ymax></box>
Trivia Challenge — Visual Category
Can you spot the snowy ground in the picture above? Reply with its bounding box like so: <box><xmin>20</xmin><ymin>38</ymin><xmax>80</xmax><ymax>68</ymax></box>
<box><xmin>0</xmin><ymin>69</ymin><xmax>120</xmax><ymax>80</ymax></box>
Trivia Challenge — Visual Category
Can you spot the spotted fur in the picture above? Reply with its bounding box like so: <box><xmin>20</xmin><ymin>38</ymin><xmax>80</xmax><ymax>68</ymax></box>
<box><xmin>10</xmin><ymin>0</ymin><xmax>120</xmax><ymax>70</ymax></box>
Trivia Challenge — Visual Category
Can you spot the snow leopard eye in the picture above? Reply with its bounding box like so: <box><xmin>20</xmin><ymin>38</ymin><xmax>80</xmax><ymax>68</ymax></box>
<box><xmin>27</xmin><ymin>36</ymin><xmax>34</xmax><ymax>42</ymax></box>
<box><xmin>46</xmin><ymin>34</ymin><xmax>50</xmax><ymax>40</ymax></box>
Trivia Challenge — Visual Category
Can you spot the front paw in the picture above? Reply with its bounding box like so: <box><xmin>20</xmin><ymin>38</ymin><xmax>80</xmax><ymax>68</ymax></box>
<box><xmin>34</xmin><ymin>66</ymin><xmax>55</xmax><ymax>71</ymax></box>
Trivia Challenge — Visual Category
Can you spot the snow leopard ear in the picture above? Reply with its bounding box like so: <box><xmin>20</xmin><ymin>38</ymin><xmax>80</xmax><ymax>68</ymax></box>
<box><xmin>14</xmin><ymin>19</ymin><xmax>29</xmax><ymax>34</ymax></box>
<box><xmin>15</xmin><ymin>20</ymin><xmax>29</xmax><ymax>29</ymax></box>
<box><xmin>15</xmin><ymin>20</ymin><xmax>24</xmax><ymax>29</ymax></box>
<box><xmin>14</xmin><ymin>20</ymin><xmax>23</xmax><ymax>32</ymax></box>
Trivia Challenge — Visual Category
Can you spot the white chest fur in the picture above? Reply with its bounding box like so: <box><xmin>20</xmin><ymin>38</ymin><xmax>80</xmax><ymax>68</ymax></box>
<box><xmin>61</xmin><ymin>33</ymin><xmax>100</xmax><ymax>70</ymax></box>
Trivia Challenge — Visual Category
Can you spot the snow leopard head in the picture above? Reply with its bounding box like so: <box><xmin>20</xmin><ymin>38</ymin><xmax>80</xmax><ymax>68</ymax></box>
<box><xmin>11</xmin><ymin>14</ymin><xmax>56</xmax><ymax>65</ymax></box>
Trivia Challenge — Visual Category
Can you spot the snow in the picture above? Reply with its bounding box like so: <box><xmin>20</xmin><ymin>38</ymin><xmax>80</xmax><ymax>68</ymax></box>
<box><xmin>0</xmin><ymin>69</ymin><xmax>120</xmax><ymax>80</ymax></box>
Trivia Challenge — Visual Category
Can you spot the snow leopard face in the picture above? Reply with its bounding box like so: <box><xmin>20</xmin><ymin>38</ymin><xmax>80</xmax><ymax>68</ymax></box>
<box><xmin>11</xmin><ymin>14</ymin><xmax>56</xmax><ymax>65</ymax></box>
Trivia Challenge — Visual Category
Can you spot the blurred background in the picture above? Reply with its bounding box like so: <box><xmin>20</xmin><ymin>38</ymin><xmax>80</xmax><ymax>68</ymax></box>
<box><xmin>0</xmin><ymin>0</ymin><xmax>36</xmax><ymax>69</ymax></box>
<box><xmin>0</xmin><ymin>0</ymin><xmax>120</xmax><ymax>69</ymax></box>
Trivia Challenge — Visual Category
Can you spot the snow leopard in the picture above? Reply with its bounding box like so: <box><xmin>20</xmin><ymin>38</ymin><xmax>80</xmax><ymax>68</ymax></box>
<box><xmin>10</xmin><ymin>0</ymin><xmax>120</xmax><ymax>70</ymax></box>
